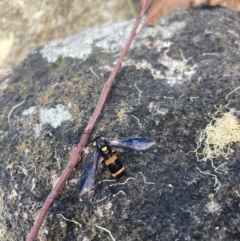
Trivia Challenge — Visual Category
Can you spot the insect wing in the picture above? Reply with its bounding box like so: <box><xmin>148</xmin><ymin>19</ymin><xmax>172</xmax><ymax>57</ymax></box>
<box><xmin>109</xmin><ymin>138</ymin><xmax>155</xmax><ymax>151</ymax></box>
<box><xmin>78</xmin><ymin>150</ymin><xmax>100</xmax><ymax>196</ymax></box>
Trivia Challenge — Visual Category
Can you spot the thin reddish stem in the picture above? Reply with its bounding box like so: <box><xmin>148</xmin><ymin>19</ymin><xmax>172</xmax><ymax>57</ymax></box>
<box><xmin>26</xmin><ymin>1</ymin><xmax>152</xmax><ymax>240</ymax></box>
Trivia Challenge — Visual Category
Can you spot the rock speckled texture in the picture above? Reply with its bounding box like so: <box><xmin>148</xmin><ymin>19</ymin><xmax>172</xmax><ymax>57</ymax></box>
<box><xmin>0</xmin><ymin>7</ymin><xmax>240</xmax><ymax>241</ymax></box>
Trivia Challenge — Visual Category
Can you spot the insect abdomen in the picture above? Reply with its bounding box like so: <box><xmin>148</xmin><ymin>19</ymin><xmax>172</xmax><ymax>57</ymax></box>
<box><xmin>104</xmin><ymin>154</ymin><xmax>125</xmax><ymax>178</ymax></box>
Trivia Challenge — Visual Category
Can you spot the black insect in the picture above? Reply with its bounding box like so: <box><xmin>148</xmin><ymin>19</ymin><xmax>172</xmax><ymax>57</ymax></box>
<box><xmin>78</xmin><ymin>136</ymin><xmax>155</xmax><ymax>196</ymax></box>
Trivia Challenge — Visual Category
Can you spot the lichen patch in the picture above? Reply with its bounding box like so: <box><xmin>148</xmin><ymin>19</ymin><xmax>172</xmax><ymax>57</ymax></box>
<box><xmin>33</xmin><ymin>104</ymin><xmax>73</xmax><ymax>137</ymax></box>
<box><xmin>39</xmin><ymin>104</ymin><xmax>73</xmax><ymax>128</ymax></box>
<box><xmin>196</xmin><ymin>109</ymin><xmax>240</xmax><ymax>162</ymax></box>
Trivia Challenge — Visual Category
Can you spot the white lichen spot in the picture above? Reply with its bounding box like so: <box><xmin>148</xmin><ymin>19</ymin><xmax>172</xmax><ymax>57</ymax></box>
<box><xmin>205</xmin><ymin>200</ymin><xmax>222</xmax><ymax>213</ymax></box>
<box><xmin>104</xmin><ymin>202</ymin><xmax>113</xmax><ymax>211</ymax></box>
<box><xmin>59</xmin><ymin>220</ymin><xmax>67</xmax><ymax>229</ymax></box>
<box><xmin>22</xmin><ymin>106</ymin><xmax>36</xmax><ymax>116</ymax></box>
<box><xmin>148</xmin><ymin>102</ymin><xmax>169</xmax><ymax>116</ymax></box>
<box><xmin>82</xmin><ymin>238</ymin><xmax>90</xmax><ymax>241</ymax></box>
<box><xmin>124</xmin><ymin>59</ymin><xmax>165</xmax><ymax>80</ymax></box>
<box><xmin>123</xmin><ymin>51</ymin><xmax>196</xmax><ymax>85</ymax></box>
<box><xmin>40</xmin><ymin>104</ymin><xmax>72</xmax><ymax>128</ymax></box>
<box><xmin>96</xmin><ymin>202</ymin><xmax>113</xmax><ymax>218</ymax></box>
<box><xmin>9</xmin><ymin>189</ymin><xmax>18</xmax><ymax>202</ymax></box>
<box><xmin>33</xmin><ymin>104</ymin><xmax>73</xmax><ymax>137</ymax></box>
<box><xmin>6</xmin><ymin>162</ymin><xmax>14</xmax><ymax>169</ymax></box>
<box><xmin>159</xmin><ymin>51</ymin><xmax>196</xmax><ymax>85</ymax></box>
<box><xmin>24</xmin><ymin>148</ymin><xmax>30</xmax><ymax>154</ymax></box>
<box><xmin>23</xmin><ymin>212</ymin><xmax>28</xmax><ymax>219</ymax></box>
<box><xmin>68</xmin><ymin>102</ymin><xmax>72</xmax><ymax>108</ymax></box>
<box><xmin>34</xmin><ymin>123</ymin><xmax>42</xmax><ymax>138</ymax></box>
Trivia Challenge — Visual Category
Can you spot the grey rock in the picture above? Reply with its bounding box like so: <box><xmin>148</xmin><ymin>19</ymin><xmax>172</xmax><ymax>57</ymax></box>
<box><xmin>0</xmin><ymin>7</ymin><xmax>240</xmax><ymax>241</ymax></box>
